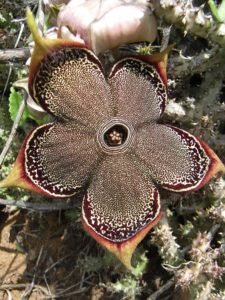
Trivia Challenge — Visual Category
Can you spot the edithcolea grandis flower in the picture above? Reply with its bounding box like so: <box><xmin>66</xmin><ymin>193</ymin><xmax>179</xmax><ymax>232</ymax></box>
<box><xmin>0</xmin><ymin>8</ymin><xmax>224</xmax><ymax>269</ymax></box>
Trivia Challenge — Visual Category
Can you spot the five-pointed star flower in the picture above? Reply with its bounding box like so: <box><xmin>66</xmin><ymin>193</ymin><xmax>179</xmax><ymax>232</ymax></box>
<box><xmin>0</xmin><ymin>10</ymin><xmax>224</xmax><ymax>269</ymax></box>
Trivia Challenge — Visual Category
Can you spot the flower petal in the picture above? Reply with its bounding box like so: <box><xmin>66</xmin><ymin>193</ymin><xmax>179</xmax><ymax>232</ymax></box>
<box><xmin>29</xmin><ymin>45</ymin><xmax>112</xmax><ymax>129</ymax></box>
<box><xmin>133</xmin><ymin>124</ymin><xmax>225</xmax><ymax>192</ymax></box>
<box><xmin>27</xmin><ymin>9</ymin><xmax>112</xmax><ymax>129</ymax></box>
<box><xmin>0</xmin><ymin>123</ymin><xmax>101</xmax><ymax>197</ymax></box>
<box><xmin>82</xmin><ymin>155</ymin><xmax>161</xmax><ymax>269</ymax></box>
<box><xmin>108</xmin><ymin>56</ymin><xmax>167</xmax><ymax>126</ymax></box>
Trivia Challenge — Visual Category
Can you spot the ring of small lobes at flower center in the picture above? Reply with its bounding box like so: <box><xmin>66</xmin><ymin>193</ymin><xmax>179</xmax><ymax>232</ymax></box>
<box><xmin>105</xmin><ymin>125</ymin><xmax>127</xmax><ymax>146</ymax></box>
<box><xmin>97</xmin><ymin>119</ymin><xmax>134</xmax><ymax>154</ymax></box>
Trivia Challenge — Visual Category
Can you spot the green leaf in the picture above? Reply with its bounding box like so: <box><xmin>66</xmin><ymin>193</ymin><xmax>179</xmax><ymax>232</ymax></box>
<box><xmin>208</xmin><ymin>0</ymin><xmax>225</xmax><ymax>22</ymax></box>
<box><xmin>9</xmin><ymin>87</ymin><xmax>29</xmax><ymax>126</ymax></box>
<box><xmin>218</xmin><ymin>0</ymin><xmax>225</xmax><ymax>21</ymax></box>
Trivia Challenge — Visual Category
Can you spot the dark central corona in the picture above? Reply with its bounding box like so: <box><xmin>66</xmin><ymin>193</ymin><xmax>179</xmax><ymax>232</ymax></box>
<box><xmin>97</xmin><ymin>119</ymin><xmax>134</xmax><ymax>154</ymax></box>
<box><xmin>104</xmin><ymin>125</ymin><xmax>128</xmax><ymax>147</ymax></box>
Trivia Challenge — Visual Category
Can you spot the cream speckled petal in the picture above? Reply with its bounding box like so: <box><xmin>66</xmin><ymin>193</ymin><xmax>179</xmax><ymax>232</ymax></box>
<box><xmin>133</xmin><ymin>124</ymin><xmax>224</xmax><ymax>192</ymax></box>
<box><xmin>30</xmin><ymin>46</ymin><xmax>112</xmax><ymax>130</ymax></box>
<box><xmin>108</xmin><ymin>57</ymin><xmax>167</xmax><ymax>126</ymax></box>
<box><xmin>83</xmin><ymin>154</ymin><xmax>161</xmax><ymax>242</ymax></box>
<box><xmin>15</xmin><ymin>122</ymin><xmax>102</xmax><ymax>197</ymax></box>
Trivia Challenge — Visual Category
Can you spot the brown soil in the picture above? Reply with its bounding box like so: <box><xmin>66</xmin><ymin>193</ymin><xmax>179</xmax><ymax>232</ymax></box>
<box><xmin>0</xmin><ymin>207</ymin><xmax>108</xmax><ymax>300</ymax></box>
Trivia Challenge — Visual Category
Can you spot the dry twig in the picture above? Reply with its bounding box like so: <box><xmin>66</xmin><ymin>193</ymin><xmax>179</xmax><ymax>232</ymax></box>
<box><xmin>21</xmin><ymin>246</ymin><xmax>44</xmax><ymax>300</ymax></box>
<box><xmin>0</xmin><ymin>48</ymin><xmax>30</xmax><ymax>63</ymax></box>
<box><xmin>1</xmin><ymin>22</ymin><xmax>25</xmax><ymax>100</ymax></box>
<box><xmin>0</xmin><ymin>197</ymin><xmax>80</xmax><ymax>211</ymax></box>
<box><xmin>147</xmin><ymin>278</ymin><xmax>175</xmax><ymax>300</ymax></box>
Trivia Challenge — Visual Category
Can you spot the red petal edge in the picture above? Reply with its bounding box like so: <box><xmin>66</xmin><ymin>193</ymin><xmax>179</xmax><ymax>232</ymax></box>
<box><xmin>160</xmin><ymin>125</ymin><xmax>225</xmax><ymax>193</ymax></box>
<box><xmin>82</xmin><ymin>193</ymin><xmax>162</xmax><ymax>270</ymax></box>
<box><xmin>194</xmin><ymin>136</ymin><xmax>225</xmax><ymax>191</ymax></box>
<box><xmin>0</xmin><ymin>127</ymin><xmax>51</xmax><ymax>197</ymax></box>
<box><xmin>0</xmin><ymin>124</ymin><xmax>78</xmax><ymax>198</ymax></box>
<box><xmin>28</xmin><ymin>41</ymin><xmax>91</xmax><ymax>102</ymax></box>
<box><xmin>135</xmin><ymin>45</ymin><xmax>174</xmax><ymax>87</ymax></box>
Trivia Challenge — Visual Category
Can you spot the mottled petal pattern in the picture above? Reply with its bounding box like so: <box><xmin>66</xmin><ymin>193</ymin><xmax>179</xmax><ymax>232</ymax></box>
<box><xmin>30</xmin><ymin>46</ymin><xmax>112</xmax><ymax>129</ymax></box>
<box><xmin>108</xmin><ymin>57</ymin><xmax>167</xmax><ymax>125</ymax></box>
<box><xmin>1</xmin><ymin>11</ymin><xmax>224</xmax><ymax>269</ymax></box>
<box><xmin>24</xmin><ymin>123</ymin><xmax>101</xmax><ymax>197</ymax></box>
<box><xmin>82</xmin><ymin>155</ymin><xmax>160</xmax><ymax>242</ymax></box>
<box><xmin>133</xmin><ymin>124</ymin><xmax>222</xmax><ymax>192</ymax></box>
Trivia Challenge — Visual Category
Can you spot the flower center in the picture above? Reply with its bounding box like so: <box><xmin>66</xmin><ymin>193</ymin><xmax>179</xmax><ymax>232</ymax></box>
<box><xmin>104</xmin><ymin>125</ymin><xmax>128</xmax><ymax>147</ymax></box>
<box><xmin>97</xmin><ymin>119</ymin><xmax>134</xmax><ymax>154</ymax></box>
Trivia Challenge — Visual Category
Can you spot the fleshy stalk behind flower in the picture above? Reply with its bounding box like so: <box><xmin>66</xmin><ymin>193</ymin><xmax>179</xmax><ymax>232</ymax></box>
<box><xmin>57</xmin><ymin>0</ymin><xmax>157</xmax><ymax>54</ymax></box>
